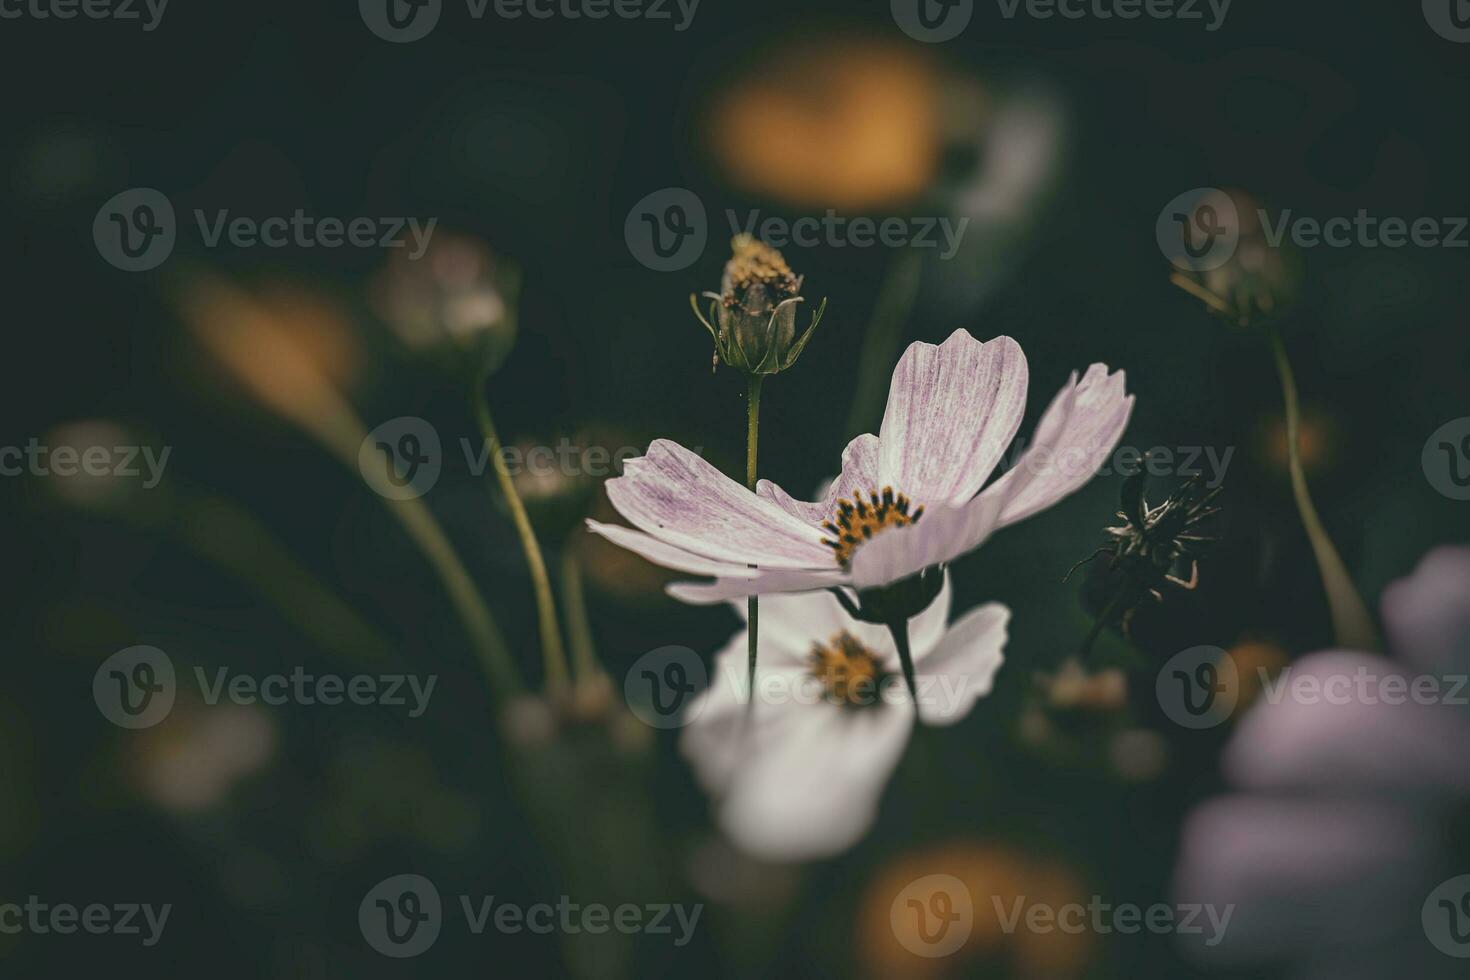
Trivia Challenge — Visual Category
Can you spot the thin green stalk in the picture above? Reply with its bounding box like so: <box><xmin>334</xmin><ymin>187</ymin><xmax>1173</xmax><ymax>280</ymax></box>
<box><xmin>472</xmin><ymin>376</ymin><xmax>571</xmax><ymax>695</ymax></box>
<box><xmin>746</xmin><ymin>375</ymin><xmax>763</xmax><ymax>700</ymax></box>
<box><xmin>177</xmin><ymin>494</ymin><xmax>394</xmax><ymax>665</ymax></box>
<box><xmin>381</xmin><ymin>491</ymin><xmax>522</xmax><ymax>698</ymax></box>
<box><xmin>1266</xmin><ymin>326</ymin><xmax>1379</xmax><ymax>650</ymax></box>
<box><xmin>560</xmin><ymin>540</ymin><xmax>601</xmax><ymax>682</ymax></box>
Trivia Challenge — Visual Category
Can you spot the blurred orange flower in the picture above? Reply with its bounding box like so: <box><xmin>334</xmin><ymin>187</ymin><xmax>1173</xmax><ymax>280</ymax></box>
<box><xmin>860</xmin><ymin>840</ymin><xmax>1093</xmax><ymax>979</ymax></box>
<box><xmin>704</xmin><ymin>38</ymin><xmax>942</xmax><ymax>211</ymax></box>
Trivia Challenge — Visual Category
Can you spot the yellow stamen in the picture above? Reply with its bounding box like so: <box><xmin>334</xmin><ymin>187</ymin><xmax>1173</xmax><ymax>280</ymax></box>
<box><xmin>810</xmin><ymin>631</ymin><xmax>885</xmax><ymax>706</ymax></box>
<box><xmin>818</xmin><ymin>486</ymin><xmax>924</xmax><ymax>568</ymax></box>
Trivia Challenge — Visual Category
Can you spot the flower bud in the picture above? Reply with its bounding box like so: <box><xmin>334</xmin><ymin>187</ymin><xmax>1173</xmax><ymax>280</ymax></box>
<box><xmin>691</xmin><ymin>234</ymin><xmax>826</xmax><ymax>375</ymax></box>
<box><xmin>1169</xmin><ymin>189</ymin><xmax>1302</xmax><ymax>328</ymax></box>
<box><xmin>371</xmin><ymin>231</ymin><xmax>519</xmax><ymax>377</ymax></box>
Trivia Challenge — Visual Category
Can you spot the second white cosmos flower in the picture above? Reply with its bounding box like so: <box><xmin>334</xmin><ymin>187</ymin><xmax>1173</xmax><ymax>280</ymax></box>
<box><xmin>588</xmin><ymin>328</ymin><xmax>1133</xmax><ymax>602</ymax></box>
<box><xmin>681</xmin><ymin>574</ymin><xmax>1008</xmax><ymax>861</ymax></box>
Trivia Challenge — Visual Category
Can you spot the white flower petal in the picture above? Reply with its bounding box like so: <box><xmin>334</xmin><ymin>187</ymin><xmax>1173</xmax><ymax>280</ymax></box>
<box><xmin>1380</xmin><ymin>545</ymin><xmax>1470</xmax><ymax>678</ymax></box>
<box><xmin>728</xmin><ymin>588</ymin><xmax>893</xmax><ymax>658</ymax></box>
<box><xmin>681</xmin><ymin>640</ymin><xmax>809</xmax><ymax>795</ymax></box>
<box><xmin>713</xmin><ymin>701</ymin><xmax>913</xmax><ymax>862</ymax></box>
<box><xmin>909</xmin><ymin>602</ymin><xmax>1008</xmax><ymax>725</ymax></box>
<box><xmin>908</xmin><ymin>570</ymin><xmax>953</xmax><ymax>656</ymax></box>
<box><xmin>585</xmin><ymin>520</ymin><xmax>767</xmax><ymax>577</ymax></box>
<box><xmin>605</xmin><ymin>439</ymin><xmax>833</xmax><ymax>568</ymax></box>
<box><xmin>757</xmin><ymin>433</ymin><xmax>882</xmax><ymax>524</ymax></box>
<box><xmin>846</xmin><ymin>492</ymin><xmax>1006</xmax><ymax>591</ymax></box>
<box><xmin>666</xmin><ymin>567</ymin><xmax>849</xmax><ymax>604</ymax></box>
<box><xmin>1224</xmin><ymin>651</ymin><xmax>1470</xmax><ymax>797</ymax></box>
<box><xmin>979</xmin><ymin>363</ymin><xmax>1133</xmax><ymax>528</ymax></box>
<box><xmin>878</xmin><ymin>331</ymin><xmax>1028</xmax><ymax>504</ymax></box>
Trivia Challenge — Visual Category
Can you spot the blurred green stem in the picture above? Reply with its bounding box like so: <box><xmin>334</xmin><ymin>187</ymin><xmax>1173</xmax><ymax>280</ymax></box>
<box><xmin>746</xmin><ymin>375</ymin><xmax>763</xmax><ymax>699</ymax></box>
<box><xmin>472</xmin><ymin>374</ymin><xmax>571</xmax><ymax>695</ymax></box>
<box><xmin>844</xmin><ymin>248</ymin><xmax>924</xmax><ymax>437</ymax></box>
<box><xmin>1266</xmin><ymin>325</ymin><xmax>1379</xmax><ymax>650</ymax></box>
<box><xmin>560</xmin><ymin>539</ymin><xmax>601</xmax><ymax>682</ymax></box>
<box><xmin>176</xmin><ymin>494</ymin><xmax>394</xmax><ymax>664</ymax></box>
<box><xmin>380</xmin><ymin>489</ymin><xmax>523</xmax><ymax>698</ymax></box>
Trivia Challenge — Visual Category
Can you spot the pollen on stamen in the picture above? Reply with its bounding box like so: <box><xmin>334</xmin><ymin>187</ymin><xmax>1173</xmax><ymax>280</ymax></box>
<box><xmin>809</xmin><ymin>631</ymin><xmax>887</xmax><ymax>707</ymax></box>
<box><xmin>818</xmin><ymin>486</ymin><xmax>922</xmax><ymax>568</ymax></box>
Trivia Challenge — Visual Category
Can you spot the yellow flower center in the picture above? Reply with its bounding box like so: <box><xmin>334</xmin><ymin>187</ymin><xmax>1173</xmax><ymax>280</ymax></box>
<box><xmin>819</xmin><ymin>487</ymin><xmax>924</xmax><ymax>568</ymax></box>
<box><xmin>810</xmin><ymin>631</ymin><xmax>886</xmax><ymax>706</ymax></box>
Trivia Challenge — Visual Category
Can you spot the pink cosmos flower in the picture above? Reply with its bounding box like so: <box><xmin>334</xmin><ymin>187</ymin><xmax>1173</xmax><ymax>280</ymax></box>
<box><xmin>1173</xmin><ymin>547</ymin><xmax>1470</xmax><ymax>977</ymax></box>
<box><xmin>587</xmin><ymin>329</ymin><xmax>1133</xmax><ymax>603</ymax></box>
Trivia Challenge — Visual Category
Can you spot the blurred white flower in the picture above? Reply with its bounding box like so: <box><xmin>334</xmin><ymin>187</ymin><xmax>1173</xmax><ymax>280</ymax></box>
<box><xmin>370</xmin><ymin>230</ymin><xmax>517</xmax><ymax>370</ymax></box>
<box><xmin>680</xmin><ymin>573</ymin><xmax>1007</xmax><ymax>861</ymax></box>
<box><xmin>1174</xmin><ymin>547</ymin><xmax>1470</xmax><ymax>976</ymax></box>
<box><xmin>131</xmin><ymin>702</ymin><xmax>277</xmax><ymax>813</ymax></box>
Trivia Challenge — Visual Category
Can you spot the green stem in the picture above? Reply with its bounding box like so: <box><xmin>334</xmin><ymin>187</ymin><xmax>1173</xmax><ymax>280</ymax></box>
<box><xmin>1266</xmin><ymin>326</ymin><xmax>1379</xmax><ymax>650</ymax></box>
<box><xmin>1079</xmin><ymin>590</ymin><xmax>1129</xmax><ymax>659</ymax></box>
<box><xmin>844</xmin><ymin>248</ymin><xmax>924</xmax><ymax>437</ymax></box>
<box><xmin>382</xmin><ymin>490</ymin><xmax>522</xmax><ymax>698</ymax></box>
<box><xmin>885</xmin><ymin>619</ymin><xmax>921</xmax><ymax>724</ymax></box>
<box><xmin>176</xmin><ymin>494</ymin><xmax>394</xmax><ymax>665</ymax></box>
<box><xmin>746</xmin><ymin>375</ymin><xmax>763</xmax><ymax>699</ymax></box>
<box><xmin>472</xmin><ymin>376</ymin><xmax>571</xmax><ymax>695</ymax></box>
<box><xmin>560</xmin><ymin>538</ymin><xmax>601</xmax><ymax>682</ymax></box>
